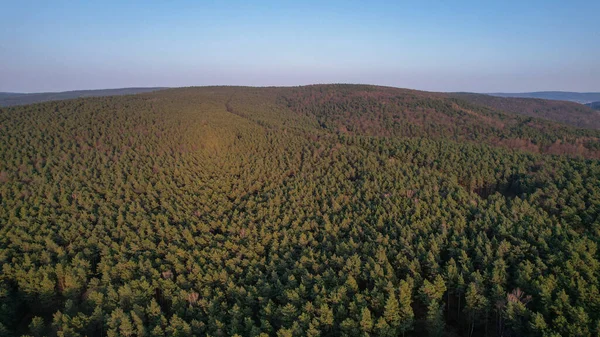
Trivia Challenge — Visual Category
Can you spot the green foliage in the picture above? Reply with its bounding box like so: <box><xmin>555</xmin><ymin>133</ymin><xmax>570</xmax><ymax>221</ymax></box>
<box><xmin>28</xmin><ymin>317</ymin><xmax>44</xmax><ymax>337</ymax></box>
<box><xmin>360</xmin><ymin>307</ymin><xmax>373</xmax><ymax>334</ymax></box>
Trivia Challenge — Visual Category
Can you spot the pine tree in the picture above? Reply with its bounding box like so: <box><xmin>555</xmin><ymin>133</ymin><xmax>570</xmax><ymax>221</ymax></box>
<box><xmin>29</xmin><ymin>316</ymin><xmax>45</xmax><ymax>337</ymax></box>
<box><xmin>359</xmin><ymin>307</ymin><xmax>373</xmax><ymax>334</ymax></box>
<box><xmin>319</xmin><ymin>303</ymin><xmax>334</xmax><ymax>329</ymax></box>
<box><xmin>383</xmin><ymin>291</ymin><xmax>400</xmax><ymax>327</ymax></box>
<box><xmin>465</xmin><ymin>282</ymin><xmax>489</xmax><ymax>337</ymax></box>
<box><xmin>398</xmin><ymin>279</ymin><xmax>414</xmax><ymax>337</ymax></box>
<box><xmin>426</xmin><ymin>302</ymin><xmax>445</xmax><ymax>337</ymax></box>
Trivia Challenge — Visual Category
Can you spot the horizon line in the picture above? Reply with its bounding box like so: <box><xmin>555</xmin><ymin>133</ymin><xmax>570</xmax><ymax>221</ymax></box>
<box><xmin>3</xmin><ymin>83</ymin><xmax>600</xmax><ymax>95</ymax></box>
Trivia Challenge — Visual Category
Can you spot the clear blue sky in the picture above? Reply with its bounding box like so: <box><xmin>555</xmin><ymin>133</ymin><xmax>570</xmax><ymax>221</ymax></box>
<box><xmin>1</xmin><ymin>0</ymin><xmax>598</xmax><ymax>93</ymax></box>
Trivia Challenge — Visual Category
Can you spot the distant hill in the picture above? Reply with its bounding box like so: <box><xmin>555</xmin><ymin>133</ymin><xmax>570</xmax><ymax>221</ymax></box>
<box><xmin>489</xmin><ymin>91</ymin><xmax>600</xmax><ymax>104</ymax></box>
<box><xmin>0</xmin><ymin>92</ymin><xmax>26</xmax><ymax>99</ymax></box>
<box><xmin>451</xmin><ymin>93</ymin><xmax>600</xmax><ymax>129</ymax></box>
<box><xmin>586</xmin><ymin>101</ymin><xmax>600</xmax><ymax>110</ymax></box>
<box><xmin>0</xmin><ymin>87</ymin><xmax>166</xmax><ymax>106</ymax></box>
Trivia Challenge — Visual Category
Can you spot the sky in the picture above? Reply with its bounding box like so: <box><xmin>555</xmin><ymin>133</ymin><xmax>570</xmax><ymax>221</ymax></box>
<box><xmin>1</xmin><ymin>0</ymin><xmax>599</xmax><ymax>93</ymax></box>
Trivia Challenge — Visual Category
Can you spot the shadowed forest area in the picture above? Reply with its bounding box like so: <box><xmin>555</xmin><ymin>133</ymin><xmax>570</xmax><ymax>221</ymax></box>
<box><xmin>0</xmin><ymin>85</ymin><xmax>599</xmax><ymax>336</ymax></box>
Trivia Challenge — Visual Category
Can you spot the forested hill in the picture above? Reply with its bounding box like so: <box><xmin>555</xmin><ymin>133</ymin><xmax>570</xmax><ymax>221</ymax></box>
<box><xmin>276</xmin><ymin>85</ymin><xmax>600</xmax><ymax>157</ymax></box>
<box><xmin>0</xmin><ymin>87</ymin><xmax>166</xmax><ymax>107</ymax></box>
<box><xmin>1</xmin><ymin>85</ymin><xmax>600</xmax><ymax>337</ymax></box>
<box><xmin>451</xmin><ymin>92</ymin><xmax>600</xmax><ymax>130</ymax></box>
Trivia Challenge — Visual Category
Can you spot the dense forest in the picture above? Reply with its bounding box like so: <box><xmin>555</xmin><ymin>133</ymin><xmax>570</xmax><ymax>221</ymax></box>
<box><xmin>0</xmin><ymin>85</ymin><xmax>599</xmax><ymax>337</ymax></box>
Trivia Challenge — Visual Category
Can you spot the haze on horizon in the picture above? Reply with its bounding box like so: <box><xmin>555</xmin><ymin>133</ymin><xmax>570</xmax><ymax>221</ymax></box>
<box><xmin>1</xmin><ymin>0</ymin><xmax>598</xmax><ymax>93</ymax></box>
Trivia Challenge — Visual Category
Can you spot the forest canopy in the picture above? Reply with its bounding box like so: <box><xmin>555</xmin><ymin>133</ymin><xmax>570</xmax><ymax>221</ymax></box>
<box><xmin>0</xmin><ymin>85</ymin><xmax>599</xmax><ymax>336</ymax></box>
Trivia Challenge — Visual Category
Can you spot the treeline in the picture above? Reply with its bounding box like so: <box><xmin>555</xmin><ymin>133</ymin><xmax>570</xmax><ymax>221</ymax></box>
<box><xmin>0</xmin><ymin>86</ymin><xmax>599</xmax><ymax>336</ymax></box>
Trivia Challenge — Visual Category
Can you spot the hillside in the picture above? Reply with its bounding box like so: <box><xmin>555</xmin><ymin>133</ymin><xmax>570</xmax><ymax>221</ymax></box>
<box><xmin>277</xmin><ymin>85</ymin><xmax>600</xmax><ymax>156</ymax></box>
<box><xmin>452</xmin><ymin>92</ymin><xmax>600</xmax><ymax>129</ymax></box>
<box><xmin>586</xmin><ymin>101</ymin><xmax>600</xmax><ymax>110</ymax></box>
<box><xmin>0</xmin><ymin>87</ymin><xmax>166</xmax><ymax>107</ymax></box>
<box><xmin>1</xmin><ymin>85</ymin><xmax>599</xmax><ymax>337</ymax></box>
<box><xmin>489</xmin><ymin>91</ymin><xmax>600</xmax><ymax>103</ymax></box>
<box><xmin>0</xmin><ymin>93</ymin><xmax>26</xmax><ymax>99</ymax></box>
